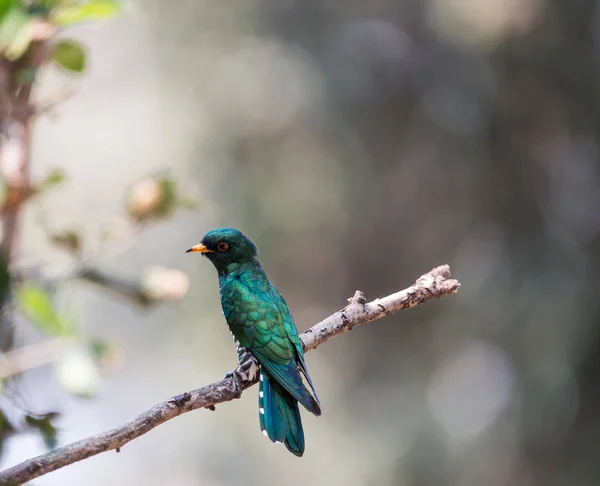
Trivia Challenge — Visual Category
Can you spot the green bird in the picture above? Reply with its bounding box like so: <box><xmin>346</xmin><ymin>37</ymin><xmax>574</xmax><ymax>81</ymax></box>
<box><xmin>186</xmin><ymin>227</ymin><xmax>321</xmax><ymax>456</ymax></box>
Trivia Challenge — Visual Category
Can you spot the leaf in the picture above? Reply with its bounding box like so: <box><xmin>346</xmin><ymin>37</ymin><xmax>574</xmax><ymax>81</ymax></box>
<box><xmin>0</xmin><ymin>0</ymin><xmax>13</xmax><ymax>22</ymax></box>
<box><xmin>40</xmin><ymin>167</ymin><xmax>67</xmax><ymax>189</ymax></box>
<box><xmin>51</xmin><ymin>0</ymin><xmax>121</xmax><ymax>27</ymax></box>
<box><xmin>50</xmin><ymin>230</ymin><xmax>82</xmax><ymax>254</ymax></box>
<box><xmin>0</xmin><ymin>407</ymin><xmax>15</xmax><ymax>458</ymax></box>
<box><xmin>16</xmin><ymin>283</ymin><xmax>73</xmax><ymax>336</ymax></box>
<box><xmin>0</xmin><ymin>408</ymin><xmax>13</xmax><ymax>435</ymax></box>
<box><xmin>53</xmin><ymin>39</ymin><xmax>86</xmax><ymax>73</ymax></box>
<box><xmin>156</xmin><ymin>177</ymin><xmax>178</xmax><ymax>217</ymax></box>
<box><xmin>17</xmin><ymin>283</ymin><xmax>56</xmax><ymax>331</ymax></box>
<box><xmin>40</xmin><ymin>0</ymin><xmax>63</xmax><ymax>11</ymax></box>
<box><xmin>89</xmin><ymin>339</ymin><xmax>111</xmax><ymax>360</ymax></box>
<box><xmin>25</xmin><ymin>412</ymin><xmax>59</xmax><ymax>449</ymax></box>
<box><xmin>39</xmin><ymin>420</ymin><xmax>58</xmax><ymax>449</ymax></box>
<box><xmin>89</xmin><ymin>338</ymin><xmax>124</xmax><ymax>372</ymax></box>
<box><xmin>0</xmin><ymin>2</ymin><xmax>31</xmax><ymax>60</ymax></box>
<box><xmin>5</xmin><ymin>20</ymin><xmax>32</xmax><ymax>60</ymax></box>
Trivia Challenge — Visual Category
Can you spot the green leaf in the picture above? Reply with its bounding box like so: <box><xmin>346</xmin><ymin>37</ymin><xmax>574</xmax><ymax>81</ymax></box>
<box><xmin>17</xmin><ymin>283</ymin><xmax>56</xmax><ymax>330</ymax></box>
<box><xmin>0</xmin><ymin>0</ymin><xmax>12</xmax><ymax>21</ymax></box>
<box><xmin>156</xmin><ymin>177</ymin><xmax>178</xmax><ymax>217</ymax></box>
<box><xmin>0</xmin><ymin>2</ymin><xmax>31</xmax><ymax>60</ymax></box>
<box><xmin>51</xmin><ymin>0</ymin><xmax>121</xmax><ymax>27</ymax></box>
<box><xmin>16</xmin><ymin>282</ymin><xmax>73</xmax><ymax>336</ymax></box>
<box><xmin>53</xmin><ymin>39</ymin><xmax>86</xmax><ymax>73</ymax></box>
<box><xmin>41</xmin><ymin>0</ymin><xmax>63</xmax><ymax>11</ymax></box>
<box><xmin>89</xmin><ymin>339</ymin><xmax>111</xmax><ymax>360</ymax></box>
<box><xmin>40</xmin><ymin>167</ymin><xmax>67</xmax><ymax>188</ymax></box>
<box><xmin>89</xmin><ymin>338</ymin><xmax>124</xmax><ymax>371</ymax></box>
<box><xmin>25</xmin><ymin>412</ymin><xmax>59</xmax><ymax>449</ymax></box>
<box><xmin>0</xmin><ymin>407</ymin><xmax>15</xmax><ymax>457</ymax></box>
<box><xmin>0</xmin><ymin>408</ymin><xmax>13</xmax><ymax>434</ymax></box>
<box><xmin>5</xmin><ymin>20</ymin><xmax>32</xmax><ymax>60</ymax></box>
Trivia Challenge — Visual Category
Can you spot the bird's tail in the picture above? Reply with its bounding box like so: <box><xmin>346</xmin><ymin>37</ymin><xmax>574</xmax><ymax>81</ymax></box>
<box><xmin>258</xmin><ymin>368</ymin><xmax>305</xmax><ymax>457</ymax></box>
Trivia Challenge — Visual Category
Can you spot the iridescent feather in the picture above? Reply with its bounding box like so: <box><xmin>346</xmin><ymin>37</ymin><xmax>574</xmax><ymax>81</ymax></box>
<box><xmin>189</xmin><ymin>228</ymin><xmax>321</xmax><ymax>456</ymax></box>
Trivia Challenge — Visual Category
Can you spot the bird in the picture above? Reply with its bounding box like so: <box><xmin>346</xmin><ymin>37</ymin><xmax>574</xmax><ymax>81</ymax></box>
<box><xmin>186</xmin><ymin>227</ymin><xmax>321</xmax><ymax>456</ymax></box>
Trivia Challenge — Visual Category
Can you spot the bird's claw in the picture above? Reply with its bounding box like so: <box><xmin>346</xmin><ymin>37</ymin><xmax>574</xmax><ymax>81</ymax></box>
<box><xmin>225</xmin><ymin>353</ymin><xmax>260</xmax><ymax>398</ymax></box>
<box><xmin>246</xmin><ymin>359</ymin><xmax>259</xmax><ymax>381</ymax></box>
<box><xmin>224</xmin><ymin>369</ymin><xmax>243</xmax><ymax>398</ymax></box>
<box><xmin>237</xmin><ymin>352</ymin><xmax>259</xmax><ymax>381</ymax></box>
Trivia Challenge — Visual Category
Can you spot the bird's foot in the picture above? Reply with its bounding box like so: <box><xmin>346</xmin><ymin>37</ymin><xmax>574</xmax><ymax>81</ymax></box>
<box><xmin>237</xmin><ymin>352</ymin><xmax>259</xmax><ymax>381</ymax></box>
<box><xmin>247</xmin><ymin>359</ymin><xmax>259</xmax><ymax>381</ymax></box>
<box><xmin>224</xmin><ymin>369</ymin><xmax>243</xmax><ymax>398</ymax></box>
<box><xmin>224</xmin><ymin>353</ymin><xmax>260</xmax><ymax>397</ymax></box>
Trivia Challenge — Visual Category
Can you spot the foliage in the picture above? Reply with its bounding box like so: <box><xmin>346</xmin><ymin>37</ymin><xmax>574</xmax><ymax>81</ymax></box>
<box><xmin>0</xmin><ymin>0</ymin><xmax>198</xmax><ymax>460</ymax></box>
<box><xmin>24</xmin><ymin>412</ymin><xmax>59</xmax><ymax>449</ymax></box>
<box><xmin>50</xmin><ymin>0</ymin><xmax>121</xmax><ymax>27</ymax></box>
<box><xmin>0</xmin><ymin>0</ymin><xmax>120</xmax><ymax>68</ymax></box>
<box><xmin>53</xmin><ymin>38</ymin><xmax>86</xmax><ymax>72</ymax></box>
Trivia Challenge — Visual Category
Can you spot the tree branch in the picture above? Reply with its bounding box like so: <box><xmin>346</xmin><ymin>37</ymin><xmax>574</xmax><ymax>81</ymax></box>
<box><xmin>0</xmin><ymin>41</ymin><xmax>47</xmax><ymax>262</ymax></box>
<box><xmin>0</xmin><ymin>338</ymin><xmax>66</xmax><ymax>379</ymax></box>
<box><xmin>0</xmin><ymin>265</ymin><xmax>460</xmax><ymax>485</ymax></box>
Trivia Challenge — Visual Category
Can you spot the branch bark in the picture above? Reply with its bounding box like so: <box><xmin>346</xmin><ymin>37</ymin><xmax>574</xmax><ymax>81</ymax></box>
<box><xmin>0</xmin><ymin>265</ymin><xmax>460</xmax><ymax>486</ymax></box>
<box><xmin>0</xmin><ymin>41</ymin><xmax>47</xmax><ymax>262</ymax></box>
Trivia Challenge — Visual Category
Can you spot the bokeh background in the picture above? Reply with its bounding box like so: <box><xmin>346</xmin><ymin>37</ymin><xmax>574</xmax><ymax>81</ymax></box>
<box><xmin>1</xmin><ymin>0</ymin><xmax>600</xmax><ymax>485</ymax></box>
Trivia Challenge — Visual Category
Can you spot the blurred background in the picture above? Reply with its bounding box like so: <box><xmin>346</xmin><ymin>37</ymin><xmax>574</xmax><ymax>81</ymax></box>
<box><xmin>0</xmin><ymin>0</ymin><xmax>599</xmax><ymax>485</ymax></box>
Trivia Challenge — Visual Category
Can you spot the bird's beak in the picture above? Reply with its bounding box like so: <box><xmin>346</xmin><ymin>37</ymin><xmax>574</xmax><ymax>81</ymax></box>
<box><xmin>185</xmin><ymin>243</ymin><xmax>213</xmax><ymax>254</ymax></box>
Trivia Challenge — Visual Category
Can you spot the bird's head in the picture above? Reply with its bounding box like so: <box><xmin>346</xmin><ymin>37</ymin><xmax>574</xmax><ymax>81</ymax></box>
<box><xmin>186</xmin><ymin>227</ymin><xmax>258</xmax><ymax>274</ymax></box>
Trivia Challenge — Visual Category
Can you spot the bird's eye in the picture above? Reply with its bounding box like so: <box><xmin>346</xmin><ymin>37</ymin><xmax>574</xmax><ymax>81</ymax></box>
<box><xmin>217</xmin><ymin>242</ymin><xmax>229</xmax><ymax>252</ymax></box>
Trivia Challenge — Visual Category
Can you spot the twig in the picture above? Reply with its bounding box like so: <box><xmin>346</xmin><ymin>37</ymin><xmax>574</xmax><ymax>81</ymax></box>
<box><xmin>0</xmin><ymin>338</ymin><xmax>66</xmax><ymax>379</ymax></box>
<box><xmin>73</xmin><ymin>266</ymin><xmax>155</xmax><ymax>308</ymax></box>
<box><xmin>0</xmin><ymin>265</ymin><xmax>460</xmax><ymax>485</ymax></box>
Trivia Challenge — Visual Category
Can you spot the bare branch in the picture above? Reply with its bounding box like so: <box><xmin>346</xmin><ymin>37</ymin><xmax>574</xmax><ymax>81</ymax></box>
<box><xmin>73</xmin><ymin>266</ymin><xmax>156</xmax><ymax>308</ymax></box>
<box><xmin>0</xmin><ymin>338</ymin><xmax>66</xmax><ymax>379</ymax></box>
<box><xmin>302</xmin><ymin>265</ymin><xmax>459</xmax><ymax>352</ymax></box>
<box><xmin>0</xmin><ymin>265</ymin><xmax>460</xmax><ymax>486</ymax></box>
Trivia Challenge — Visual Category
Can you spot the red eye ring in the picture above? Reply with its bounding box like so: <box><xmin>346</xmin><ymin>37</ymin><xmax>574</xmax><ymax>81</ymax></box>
<box><xmin>217</xmin><ymin>242</ymin><xmax>228</xmax><ymax>252</ymax></box>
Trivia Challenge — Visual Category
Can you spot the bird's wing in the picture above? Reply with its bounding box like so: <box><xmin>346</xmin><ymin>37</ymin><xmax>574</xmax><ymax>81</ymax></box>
<box><xmin>221</xmin><ymin>278</ymin><xmax>320</xmax><ymax>415</ymax></box>
<box><xmin>269</xmin><ymin>284</ymin><xmax>321</xmax><ymax>411</ymax></box>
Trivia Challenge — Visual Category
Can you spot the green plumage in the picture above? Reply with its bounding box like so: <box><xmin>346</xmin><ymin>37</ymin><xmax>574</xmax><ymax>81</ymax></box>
<box><xmin>188</xmin><ymin>227</ymin><xmax>321</xmax><ymax>456</ymax></box>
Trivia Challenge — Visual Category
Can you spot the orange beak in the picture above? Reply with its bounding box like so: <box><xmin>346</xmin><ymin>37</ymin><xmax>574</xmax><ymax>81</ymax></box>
<box><xmin>185</xmin><ymin>243</ymin><xmax>213</xmax><ymax>253</ymax></box>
